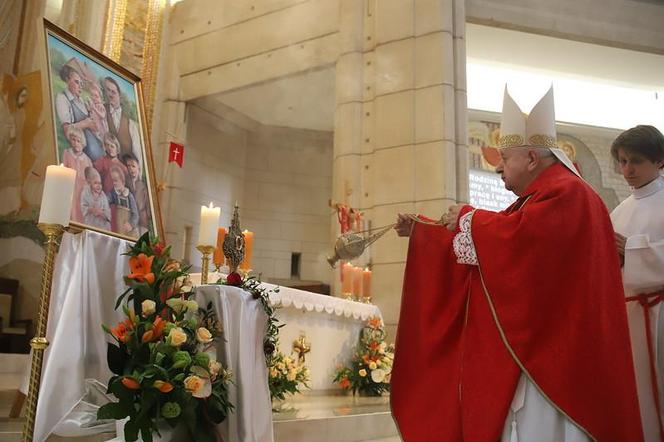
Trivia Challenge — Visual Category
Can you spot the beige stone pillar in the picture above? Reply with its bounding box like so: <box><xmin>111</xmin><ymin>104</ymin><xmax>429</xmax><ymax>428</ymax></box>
<box><xmin>332</xmin><ymin>0</ymin><xmax>468</xmax><ymax>337</ymax></box>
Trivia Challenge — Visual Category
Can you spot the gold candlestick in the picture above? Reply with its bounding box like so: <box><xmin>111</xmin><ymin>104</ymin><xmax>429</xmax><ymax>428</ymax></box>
<box><xmin>197</xmin><ymin>245</ymin><xmax>215</xmax><ymax>284</ymax></box>
<box><xmin>22</xmin><ymin>223</ymin><xmax>65</xmax><ymax>442</ymax></box>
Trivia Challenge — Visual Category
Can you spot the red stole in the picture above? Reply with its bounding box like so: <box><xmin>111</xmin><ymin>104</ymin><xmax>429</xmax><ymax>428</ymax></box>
<box><xmin>391</xmin><ymin>163</ymin><xmax>643</xmax><ymax>441</ymax></box>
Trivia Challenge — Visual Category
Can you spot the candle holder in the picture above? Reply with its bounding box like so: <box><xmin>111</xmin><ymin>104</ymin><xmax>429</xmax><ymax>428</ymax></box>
<box><xmin>22</xmin><ymin>223</ymin><xmax>65</xmax><ymax>442</ymax></box>
<box><xmin>196</xmin><ymin>245</ymin><xmax>215</xmax><ymax>284</ymax></box>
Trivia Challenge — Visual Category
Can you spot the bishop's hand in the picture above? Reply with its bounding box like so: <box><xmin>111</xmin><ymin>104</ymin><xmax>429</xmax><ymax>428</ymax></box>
<box><xmin>442</xmin><ymin>204</ymin><xmax>465</xmax><ymax>231</ymax></box>
<box><xmin>395</xmin><ymin>213</ymin><xmax>415</xmax><ymax>237</ymax></box>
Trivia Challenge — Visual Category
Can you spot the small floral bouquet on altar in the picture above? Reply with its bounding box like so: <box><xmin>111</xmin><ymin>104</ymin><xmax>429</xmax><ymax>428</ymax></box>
<box><xmin>268</xmin><ymin>350</ymin><xmax>310</xmax><ymax>403</ymax></box>
<box><xmin>333</xmin><ymin>316</ymin><xmax>394</xmax><ymax>396</ymax></box>
<box><xmin>98</xmin><ymin>233</ymin><xmax>233</xmax><ymax>442</ymax></box>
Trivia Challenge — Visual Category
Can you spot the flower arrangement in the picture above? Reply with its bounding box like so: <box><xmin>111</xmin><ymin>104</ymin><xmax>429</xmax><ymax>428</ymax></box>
<box><xmin>98</xmin><ymin>233</ymin><xmax>233</xmax><ymax>442</ymax></box>
<box><xmin>333</xmin><ymin>316</ymin><xmax>394</xmax><ymax>396</ymax></box>
<box><xmin>267</xmin><ymin>350</ymin><xmax>310</xmax><ymax>402</ymax></box>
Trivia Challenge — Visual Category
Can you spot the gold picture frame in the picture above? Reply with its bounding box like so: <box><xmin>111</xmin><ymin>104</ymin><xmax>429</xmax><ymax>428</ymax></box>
<box><xmin>41</xmin><ymin>19</ymin><xmax>163</xmax><ymax>241</ymax></box>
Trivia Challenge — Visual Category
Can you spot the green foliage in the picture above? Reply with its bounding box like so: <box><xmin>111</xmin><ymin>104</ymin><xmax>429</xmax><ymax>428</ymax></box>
<box><xmin>218</xmin><ymin>274</ymin><xmax>282</xmax><ymax>362</ymax></box>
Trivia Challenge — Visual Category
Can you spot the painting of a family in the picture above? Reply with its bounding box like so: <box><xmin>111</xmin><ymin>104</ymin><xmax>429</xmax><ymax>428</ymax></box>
<box><xmin>46</xmin><ymin>30</ymin><xmax>155</xmax><ymax>240</ymax></box>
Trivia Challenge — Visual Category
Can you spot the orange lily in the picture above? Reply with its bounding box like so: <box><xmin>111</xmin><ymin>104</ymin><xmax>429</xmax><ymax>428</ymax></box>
<box><xmin>121</xmin><ymin>377</ymin><xmax>140</xmax><ymax>390</ymax></box>
<box><xmin>152</xmin><ymin>317</ymin><xmax>166</xmax><ymax>339</ymax></box>
<box><xmin>369</xmin><ymin>341</ymin><xmax>379</xmax><ymax>351</ymax></box>
<box><xmin>339</xmin><ymin>378</ymin><xmax>351</xmax><ymax>389</ymax></box>
<box><xmin>141</xmin><ymin>330</ymin><xmax>154</xmax><ymax>343</ymax></box>
<box><xmin>368</xmin><ymin>317</ymin><xmax>382</xmax><ymax>329</ymax></box>
<box><xmin>128</xmin><ymin>253</ymin><xmax>155</xmax><ymax>284</ymax></box>
<box><xmin>111</xmin><ymin>318</ymin><xmax>134</xmax><ymax>343</ymax></box>
<box><xmin>153</xmin><ymin>380</ymin><xmax>174</xmax><ymax>393</ymax></box>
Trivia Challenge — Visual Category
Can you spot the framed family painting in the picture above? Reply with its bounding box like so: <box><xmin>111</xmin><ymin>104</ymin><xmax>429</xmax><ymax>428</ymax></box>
<box><xmin>41</xmin><ymin>19</ymin><xmax>163</xmax><ymax>241</ymax></box>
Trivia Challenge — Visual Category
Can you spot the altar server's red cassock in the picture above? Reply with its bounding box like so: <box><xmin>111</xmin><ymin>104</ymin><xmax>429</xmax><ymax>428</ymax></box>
<box><xmin>391</xmin><ymin>163</ymin><xmax>643</xmax><ymax>441</ymax></box>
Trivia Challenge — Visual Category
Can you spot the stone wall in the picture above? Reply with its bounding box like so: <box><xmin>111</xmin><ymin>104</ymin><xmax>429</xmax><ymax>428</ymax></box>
<box><xmin>243</xmin><ymin>126</ymin><xmax>333</xmax><ymax>284</ymax></box>
<box><xmin>177</xmin><ymin>107</ymin><xmax>334</xmax><ymax>284</ymax></box>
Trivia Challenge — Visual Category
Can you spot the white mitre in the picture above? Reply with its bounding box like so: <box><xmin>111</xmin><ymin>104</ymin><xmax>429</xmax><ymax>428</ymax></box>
<box><xmin>498</xmin><ymin>86</ymin><xmax>580</xmax><ymax>177</ymax></box>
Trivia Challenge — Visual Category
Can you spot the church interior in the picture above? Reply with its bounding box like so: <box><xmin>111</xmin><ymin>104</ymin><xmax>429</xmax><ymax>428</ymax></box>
<box><xmin>1</xmin><ymin>0</ymin><xmax>663</xmax><ymax>441</ymax></box>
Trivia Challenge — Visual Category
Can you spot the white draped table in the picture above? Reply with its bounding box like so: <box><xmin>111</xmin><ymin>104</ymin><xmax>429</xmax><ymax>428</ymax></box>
<box><xmin>21</xmin><ymin>230</ymin><xmax>273</xmax><ymax>442</ymax></box>
<box><xmin>191</xmin><ymin>273</ymin><xmax>383</xmax><ymax>391</ymax></box>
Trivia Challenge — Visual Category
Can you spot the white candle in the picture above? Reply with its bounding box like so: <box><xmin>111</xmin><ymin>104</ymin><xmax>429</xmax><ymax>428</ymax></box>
<box><xmin>198</xmin><ymin>202</ymin><xmax>220</xmax><ymax>246</ymax></box>
<box><xmin>38</xmin><ymin>164</ymin><xmax>76</xmax><ymax>225</ymax></box>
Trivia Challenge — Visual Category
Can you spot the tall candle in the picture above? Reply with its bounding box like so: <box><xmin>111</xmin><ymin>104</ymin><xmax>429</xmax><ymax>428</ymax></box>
<box><xmin>213</xmin><ymin>227</ymin><xmax>227</xmax><ymax>266</ymax></box>
<box><xmin>341</xmin><ymin>263</ymin><xmax>352</xmax><ymax>294</ymax></box>
<box><xmin>352</xmin><ymin>266</ymin><xmax>363</xmax><ymax>298</ymax></box>
<box><xmin>240</xmin><ymin>230</ymin><xmax>254</xmax><ymax>271</ymax></box>
<box><xmin>198</xmin><ymin>202</ymin><xmax>220</xmax><ymax>246</ymax></box>
<box><xmin>39</xmin><ymin>164</ymin><xmax>76</xmax><ymax>225</ymax></box>
<box><xmin>362</xmin><ymin>268</ymin><xmax>372</xmax><ymax>299</ymax></box>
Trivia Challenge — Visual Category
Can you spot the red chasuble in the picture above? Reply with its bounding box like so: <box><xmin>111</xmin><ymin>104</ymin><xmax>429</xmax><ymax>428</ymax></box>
<box><xmin>391</xmin><ymin>163</ymin><xmax>643</xmax><ymax>441</ymax></box>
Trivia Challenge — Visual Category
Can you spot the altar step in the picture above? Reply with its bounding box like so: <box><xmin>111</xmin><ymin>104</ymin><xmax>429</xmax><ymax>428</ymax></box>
<box><xmin>272</xmin><ymin>393</ymin><xmax>400</xmax><ymax>442</ymax></box>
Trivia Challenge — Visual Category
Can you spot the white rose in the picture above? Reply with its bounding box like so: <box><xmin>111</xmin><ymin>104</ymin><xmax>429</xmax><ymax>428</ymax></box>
<box><xmin>209</xmin><ymin>360</ymin><xmax>222</xmax><ymax>378</ymax></box>
<box><xmin>141</xmin><ymin>299</ymin><xmax>156</xmax><ymax>317</ymax></box>
<box><xmin>359</xmin><ymin>369</ymin><xmax>367</xmax><ymax>377</ymax></box>
<box><xmin>371</xmin><ymin>368</ymin><xmax>386</xmax><ymax>383</ymax></box>
<box><xmin>196</xmin><ymin>327</ymin><xmax>213</xmax><ymax>344</ymax></box>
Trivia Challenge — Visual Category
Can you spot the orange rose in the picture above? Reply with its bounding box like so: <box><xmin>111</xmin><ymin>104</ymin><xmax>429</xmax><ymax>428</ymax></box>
<box><xmin>339</xmin><ymin>378</ymin><xmax>351</xmax><ymax>389</ymax></box>
<box><xmin>128</xmin><ymin>253</ymin><xmax>155</xmax><ymax>284</ymax></box>
<box><xmin>121</xmin><ymin>377</ymin><xmax>140</xmax><ymax>390</ymax></box>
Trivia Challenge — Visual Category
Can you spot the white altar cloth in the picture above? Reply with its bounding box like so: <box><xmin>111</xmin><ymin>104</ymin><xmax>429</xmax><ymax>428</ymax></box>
<box><xmin>21</xmin><ymin>230</ymin><xmax>273</xmax><ymax>442</ymax></box>
<box><xmin>191</xmin><ymin>273</ymin><xmax>383</xmax><ymax>391</ymax></box>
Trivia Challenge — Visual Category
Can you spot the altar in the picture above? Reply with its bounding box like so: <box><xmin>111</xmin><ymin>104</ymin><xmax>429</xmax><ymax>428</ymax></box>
<box><xmin>191</xmin><ymin>273</ymin><xmax>383</xmax><ymax>391</ymax></box>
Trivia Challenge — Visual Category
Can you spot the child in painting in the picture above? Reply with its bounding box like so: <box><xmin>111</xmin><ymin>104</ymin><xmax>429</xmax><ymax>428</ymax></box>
<box><xmin>86</xmin><ymin>82</ymin><xmax>109</xmax><ymax>141</ymax></box>
<box><xmin>123</xmin><ymin>152</ymin><xmax>150</xmax><ymax>235</ymax></box>
<box><xmin>95</xmin><ymin>133</ymin><xmax>128</xmax><ymax>193</ymax></box>
<box><xmin>62</xmin><ymin>126</ymin><xmax>92</xmax><ymax>223</ymax></box>
<box><xmin>80</xmin><ymin>166</ymin><xmax>111</xmax><ymax>230</ymax></box>
<box><xmin>107</xmin><ymin>165</ymin><xmax>138</xmax><ymax>237</ymax></box>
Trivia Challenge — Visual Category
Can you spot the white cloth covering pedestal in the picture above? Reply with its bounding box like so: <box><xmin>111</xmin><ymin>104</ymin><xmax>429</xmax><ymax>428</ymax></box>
<box><xmin>21</xmin><ymin>230</ymin><xmax>273</xmax><ymax>442</ymax></box>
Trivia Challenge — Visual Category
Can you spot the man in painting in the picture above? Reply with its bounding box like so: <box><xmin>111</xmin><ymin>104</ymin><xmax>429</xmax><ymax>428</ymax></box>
<box><xmin>102</xmin><ymin>76</ymin><xmax>143</xmax><ymax>172</ymax></box>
